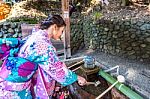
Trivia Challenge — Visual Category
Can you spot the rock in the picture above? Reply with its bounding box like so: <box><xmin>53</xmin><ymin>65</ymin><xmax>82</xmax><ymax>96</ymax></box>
<box><xmin>8</xmin><ymin>28</ymin><xmax>14</xmax><ymax>34</ymax></box>
<box><xmin>94</xmin><ymin>33</ymin><xmax>98</xmax><ymax>37</ymax></box>
<box><xmin>104</xmin><ymin>28</ymin><xmax>109</xmax><ymax>31</ymax></box>
<box><xmin>145</xmin><ymin>33</ymin><xmax>150</xmax><ymax>36</ymax></box>
<box><xmin>130</xmin><ymin>34</ymin><xmax>136</xmax><ymax>39</ymax></box>
<box><xmin>102</xmin><ymin>35</ymin><xmax>107</xmax><ymax>39</ymax></box>
<box><xmin>18</xmin><ymin>33</ymin><xmax>22</xmax><ymax>38</ymax></box>
<box><xmin>109</xmin><ymin>24</ymin><xmax>114</xmax><ymax>30</ymax></box>
<box><xmin>146</xmin><ymin>37</ymin><xmax>150</xmax><ymax>42</ymax></box>
<box><xmin>116</xmin><ymin>42</ymin><xmax>120</xmax><ymax>46</ymax></box>
<box><xmin>118</xmin><ymin>37</ymin><xmax>124</xmax><ymax>41</ymax></box>
<box><xmin>120</xmin><ymin>24</ymin><xmax>125</xmax><ymax>29</ymax></box>
<box><xmin>142</xmin><ymin>54</ymin><xmax>149</xmax><ymax>59</ymax></box>
<box><xmin>99</xmin><ymin>45</ymin><xmax>103</xmax><ymax>49</ymax></box>
<box><xmin>3</xmin><ymin>34</ymin><xmax>8</xmax><ymax>38</ymax></box>
<box><xmin>107</xmin><ymin>32</ymin><xmax>112</xmax><ymax>37</ymax></box>
<box><xmin>108</xmin><ymin>46</ymin><xmax>113</xmax><ymax>50</ymax></box>
<box><xmin>0</xmin><ymin>32</ymin><xmax>3</xmax><ymax>37</ymax></box>
<box><xmin>14</xmin><ymin>28</ymin><xmax>20</xmax><ymax>33</ymax></box>
<box><xmin>126</xmin><ymin>47</ymin><xmax>132</xmax><ymax>51</ymax></box>
<box><xmin>124</xmin><ymin>21</ymin><xmax>130</xmax><ymax>26</ymax></box>
<box><xmin>140</xmin><ymin>24</ymin><xmax>150</xmax><ymax>30</ymax></box>
<box><xmin>112</xmin><ymin>34</ymin><xmax>117</xmax><ymax>38</ymax></box>
<box><xmin>124</xmin><ymin>31</ymin><xmax>129</xmax><ymax>34</ymax></box>
<box><xmin>11</xmin><ymin>23</ymin><xmax>17</xmax><ymax>29</ymax></box>
<box><xmin>133</xmin><ymin>47</ymin><xmax>140</xmax><ymax>51</ymax></box>
<box><xmin>18</xmin><ymin>25</ymin><xmax>21</xmax><ymax>29</ymax></box>
<box><xmin>118</xmin><ymin>33</ymin><xmax>124</xmax><ymax>38</ymax></box>
<box><xmin>102</xmin><ymin>31</ymin><xmax>107</xmax><ymax>35</ymax></box>
<box><xmin>129</xmin><ymin>29</ymin><xmax>136</xmax><ymax>32</ymax></box>
<box><xmin>129</xmin><ymin>55</ymin><xmax>137</xmax><ymax>60</ymax></box>
<box><xmin>3</xmin><ymin>30</ymin><xmax>8</xmax><ymax>34</ymax></box>
<box><xmin>120</xmin><ymin>44</ymin><xmax>127</xmax><ymax>50</ymax></box>
<box><xmin>136</xmin><ymin>21</ymin><xmax>144</xmax><ymax>26</ymax></box>
<box><xmin>114</xmin><ymin>25</ymin><xmax>120</xmax><ymax>30</ymax></box>
<box><xmin>140</xmin><ymin>44</ymin><xmax>146</xmax><ymax>48</ymax></box>
<box><xmin>131</xmin><ymin>19</ymin><xmax>137</xmax><ymax>24</ymax></box>
<box><xmin>127</xmin><ymin>50</ymin><xmax>135</xmax><ymax>55</ymax></box>
<box><xmin>124</xmin><ymin>37</ymin><xmax>130</xmax><ymax>41</ymax></box>
<box><xmin>3</xmin><ymin>26</ymin><xmax>8</xmax><ymax>30</ymax></box>
<box><xmin>116</xmin><ymin>49</ymin><xmax>120</xmax><ymax>53</ymax></box>
<box><xmin>3</xmin><ymin>22</ymin><xmax>10</xmax><ymax>26</ymax></box>
<box><xmin>13</xmin><ymin>33</ymin><xmax>18</xmax><ymax>38</ymax></box>
<box><xmin>146</xmin><ymin>51</ymin><xmax>150</xmax><ymax>54</ymax></box>
<box><xmin>131</xmin><ymin>42</ymin><xmax>138</xmax><ymax>47</ymax></box>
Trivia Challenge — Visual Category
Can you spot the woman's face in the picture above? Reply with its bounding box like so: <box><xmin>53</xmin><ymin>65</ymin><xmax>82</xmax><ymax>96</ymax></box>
<box><xmin>52</xmin><ymin>25</ymin><xmax>65</xmax><ymax>40</ymax></box>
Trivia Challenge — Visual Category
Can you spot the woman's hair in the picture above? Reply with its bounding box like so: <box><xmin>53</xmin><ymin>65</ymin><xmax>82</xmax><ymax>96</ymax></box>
<box><xmin>40</xmin><ymin>14</ymin><xmax>66</xmax><ymax>30</ymax></box>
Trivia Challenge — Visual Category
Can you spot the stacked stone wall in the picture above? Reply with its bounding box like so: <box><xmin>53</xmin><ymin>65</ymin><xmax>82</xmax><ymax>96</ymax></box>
<box><xmin>0</xmin><ymin>22</ymin><xmax>22</xmax><ymax>38</ymax></box>
<box><xmin>83</xmin><ymin>16</ymin><xmax>150</xmax><ymax>62</ymax></box>
<box><xmin>0</xmin><ymin>14</ymin><xmax>150</xmax><ymax>62</ymax></box>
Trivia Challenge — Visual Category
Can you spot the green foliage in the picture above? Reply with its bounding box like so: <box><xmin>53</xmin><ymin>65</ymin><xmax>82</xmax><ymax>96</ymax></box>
<box><xmin>6</xmin><ymin>17</ymin><xmax>39</xmax><ymax>24</ymax></box>
<box><xmin>93</xmin><ymin>11</ymin><xmax>103</xmax><ymax>21</ymax></box>
<box><xmin>24</xmin><ymin>0</ymin><xmax>61</xmax><ymax>16</ymax></box>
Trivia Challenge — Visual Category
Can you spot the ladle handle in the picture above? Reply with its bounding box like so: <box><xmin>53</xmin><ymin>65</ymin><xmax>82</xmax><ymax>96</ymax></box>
<box><xmin>86</xmin><ymin>82</ymin><xmax>96</xmax><ymax>85</ymax></box>
<box><xmin>95</xmin><ymin>80</ymin><xmax>119</xmax><ymax>99</ymax></box>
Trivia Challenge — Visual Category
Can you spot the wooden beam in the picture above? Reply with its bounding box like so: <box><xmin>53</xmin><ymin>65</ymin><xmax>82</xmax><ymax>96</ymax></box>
<box><xmin>61</xmin><ymin>0</ymin><xmax>71</xmax><ymax>59</ymax></box>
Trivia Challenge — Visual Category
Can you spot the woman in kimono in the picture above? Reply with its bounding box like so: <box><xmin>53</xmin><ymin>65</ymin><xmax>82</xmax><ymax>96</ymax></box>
<box><xmin>0</xmin><ymin>15</ymin><xmax>87</xmax><ymax>99</ymax></box>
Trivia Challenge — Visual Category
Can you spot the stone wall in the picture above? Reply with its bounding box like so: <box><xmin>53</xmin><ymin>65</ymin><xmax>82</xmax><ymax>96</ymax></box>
<box><xmin>0</xmin><ymin>19</ymin><xmax>84</xmax><ymax>53</ymax></box>
<box><xmin>0</xmin><ymin>22</ymin><xmax>22</xmax><ymax>38</ymax></box>
<box><xmin>83</xmin><ymin>16</ymin><xmax>150</xmax><ymax>62</ymax></box>
<box><xmin>0</xmin><ymin>15</ymin><xmax>150</xmax><ymax>62</ymax></box>
<box><xmin>70</xmin><ymin>14</ymin><xmax>84</xmax><ymax>53</ymax></box>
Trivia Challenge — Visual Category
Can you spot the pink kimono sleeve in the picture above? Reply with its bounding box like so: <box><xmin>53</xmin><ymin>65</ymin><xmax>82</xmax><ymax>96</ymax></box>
<box><xmin>33</xmin><ymin>40</ymin><xmax>77</xmax><ymax>86</ymax></box>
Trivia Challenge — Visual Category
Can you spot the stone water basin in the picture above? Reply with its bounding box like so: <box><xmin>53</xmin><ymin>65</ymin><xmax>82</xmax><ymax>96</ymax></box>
<box><xmin>65</xmin><ymin>62</ymin><xmax>128</xmax><ymax>99</ymax></box>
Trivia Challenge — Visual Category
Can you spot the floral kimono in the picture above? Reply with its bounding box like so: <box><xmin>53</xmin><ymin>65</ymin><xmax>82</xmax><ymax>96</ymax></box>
<box><xmin>0</xmin><ymin>29</ymin><xmax>77</xmax><ymax>99</ymax></box>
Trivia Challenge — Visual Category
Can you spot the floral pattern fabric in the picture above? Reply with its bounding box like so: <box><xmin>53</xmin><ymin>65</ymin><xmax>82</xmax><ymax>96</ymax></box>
<box><xmin>0</xmin><ymin>29</ymin><xmax>77</xmax><ymax>99</ymax></box>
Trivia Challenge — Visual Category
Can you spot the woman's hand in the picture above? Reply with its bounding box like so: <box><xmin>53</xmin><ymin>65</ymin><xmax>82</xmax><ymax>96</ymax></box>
<box><xmin>77</xmin><ymin>75</ymin><xmax>87</xmax><ymax>86</ymax></box>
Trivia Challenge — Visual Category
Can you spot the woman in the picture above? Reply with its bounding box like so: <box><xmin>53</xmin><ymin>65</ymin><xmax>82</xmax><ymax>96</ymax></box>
<box><xmin>0</xmin><ymin>15</ymin><xmax>87</xmax><ymax>98</ymax></box>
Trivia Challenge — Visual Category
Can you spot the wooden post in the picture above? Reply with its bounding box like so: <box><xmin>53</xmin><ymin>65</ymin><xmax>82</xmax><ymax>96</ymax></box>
<box><xmin>61</xmin><ymin>0</ymin><xmax>71</xmax><ymax>59</ymax></box>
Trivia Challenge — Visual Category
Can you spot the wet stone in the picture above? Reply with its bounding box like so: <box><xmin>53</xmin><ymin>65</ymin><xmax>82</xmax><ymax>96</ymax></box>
<box><xmin>3</xmin><ymin>22</ymin><xmax>10</xmax><ymax>26</ymax></box>
<box><xmin>146</xmin><ymin>37</ymin><xmax>150</xmax><ymax>42</ymax></box>
<box><xmin>8</xmin><ymin>28</ymin><xmax>14</xmax><ymax>34</ymax></box>
<box><xmin>127</xmin><ymin>50</ymin><xmax>135</xmax><ymax>55</ymax></box>
<box><xmin>11</xmin><ymin>23</ymin><xmax>17</xmax><ymax>29</ymax></box>
<box><xmin>140</xmin><ymin>44</ymin><xmax>146</xmax><ymax>48</ymax></box>
<box><xmin>0</xmin><ymin>32</ymin><xmax>3</xmax><ymax>37</ymax></box>
<box><xmin>142</xmin><ymin>54</ymin><xmax>149</xmax><ymax>58</ymax></box>
<box><xmin>131</xmin><ymin>42</ymin><xmax>138</xmax><ymax>47</ymax></box>
<box><xmin>130</xmin><ymin>34</ymin><xmax>136</xmax><ymax>39</ymax></box>
<box><xmin>13</xmin><ymin>33</ymin><xmax>18</xmax><ymax>38</ymax></box>
<box><xmin>129</xmin><ymin>55</ymin><xmax>137</xmax><ymax>60</ymax></box>
<box><xmin>104</xmin><ymin>28</ymin><xmax>109</xmax><ymax>32</ymax></box>
<box><xmin>126</xmin><ymin>47</ymin><xmax>132</xmax><ymax>51</ymax></box>
<box><xmin>124</xmin><ymin>21</ymin><xmax>130</xmax><ymax>26</ymax></box>
<box><xmin>3</xmin><ymin>26</ymin><xmax>8</xmax><ymax>30</ymax></box>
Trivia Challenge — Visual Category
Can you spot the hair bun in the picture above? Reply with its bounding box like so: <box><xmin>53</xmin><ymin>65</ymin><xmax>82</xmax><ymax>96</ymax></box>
<box><xmin>40</xmin><ymin>14</ymin><xmax>66</xmax><ymax>30</ymax></box>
